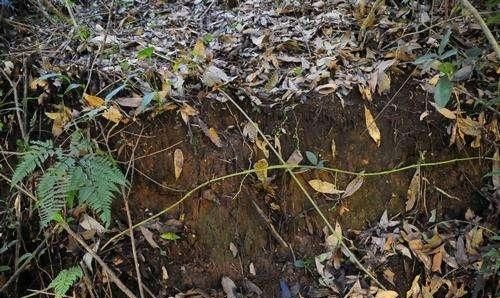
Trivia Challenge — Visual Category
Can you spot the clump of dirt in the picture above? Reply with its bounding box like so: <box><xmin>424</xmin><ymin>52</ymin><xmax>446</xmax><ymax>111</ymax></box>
<box><xmin>107</xmin><ymin>79</ymin><xmax>489</xmax><ymax>296</ymax></box>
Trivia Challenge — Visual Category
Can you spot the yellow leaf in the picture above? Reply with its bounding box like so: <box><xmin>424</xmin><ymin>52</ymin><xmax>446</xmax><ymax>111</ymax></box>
<box><xmin>253</xmin><ymin>159</ymin><xmax>268</xmax><ymax>184</ymax></box>
<box><xmin>207</xmin><ymin>127</ymin><xmax>222</xmax><ymax>147</ymax></box>
<box><xmin>173</xmin><ymin>149</ymin><xmax>184</xmax><ymax>180</ymax></box>
<box><xmin>193</xmin><ymin>39</ymin><xmax>206</xmax><ymax>58</ymax></box>
<box><xmin>364</xmin><ymin>105</ymin><xmax>381</xmax><ymax>146</ymax></box>
<box><xmin>436</xmin><ymin>107</ymin><xmax>456</xmax><ymax>119</ymax></box>
<box><xmin>375</xmin><ymin>290</ymin><xmax>398</xmax><ymax>298</ymax></box>
<box><xmin>45</xmin><ymin>105</ymin><xmax>72</xmax><ymax>136</ymax></box>
<box><xmin>83</xmin><ymin>93</ymin><xmax>105</xmax><ymax>107</ymax></box>
<box><xmin>457</xmin><ymin>117</ymin><xmax>482</xmax><ymax>136</ymax></box>
<box><xmin>406</xmin><ymin>168</ymin><xmax>420</xmax><ymax>211</ymax></box>
<box><xmin>255</xmin><ymin>138</ymin><xmax>269</xmax><ymax>158</ymax></box>
<box><xmin>308</xmin><ymin>179</ymin><xmax>344</xmax><ymax>195</ymax></box>
<box><xmin>102</xmin><ymin>106</ymin><xmax>122</xmax><ymax>123</ymax></box>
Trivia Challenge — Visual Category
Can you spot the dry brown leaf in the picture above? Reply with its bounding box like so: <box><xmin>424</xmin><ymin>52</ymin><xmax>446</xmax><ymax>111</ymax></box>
<box><xmin>358</xmin><ymin>85</ymin><xmax>373</xmax><ymax>101</ymax></box>
<box><xmin>286</xmin><ymin>149</ymin><xmax>303</xmax><ymax>165</ymax></box>
<box><xmin>364</xmin><ymin>105</ymin><xmax>381</xmax><ymax>146</ymax></box>
<box><xmin>342</xmin><ymin>175</ymin><xmax>364</xmax><ymax>199</ymax></box>
<box><xmin>407</xmin><ymin>275</ymin><xmax>421</xmax><ymax>298</ymax></box>
<box><xmin>377</xmin><ymin>72</ymin><xmax>391</xmax><ymax>94</ymax></box>
<box><xmin>83</xmin><ymin>93</ymin><xmax>105</xmax><ymax>107</ymax></box>
<box><xmin>308</xmin><ymin>179</ymin><xmax>344</xmax><ymax>195</ymax></box>
<box><xmin>207</xmin><ymin>127</ymin><xmax>222</xmax><ymax>147</ymax></box>
<box><xmin>406</xmin><ymin>168</ymin><xmax>420</xmax><ymax>211</ymax></box>
<box><xmin>457</xmin><ymin>117</ymin><xmax>482</xmax><ymax>136</ymax></box>
<box><xmin>431</xmin><ymin>247</ymin><xmax>443</xmax><ymax>272</ymax></box>
<box><xmin>255</xmin><ymin>138</ymin><xmax>269</xmax><ymax>158</ymax></box>
<box><xmin>383</xmin><ymin>268</ymin><xmax>395</xmax><ymax>286</ymax></box>
<box><xmin>179</xmin><ymin>104</ymin><xmax>199</xmax><ymax>123</ymax></box>
<box><xmin>375</xmin><ymin>290</ymin><xmax>398</xmax><ymax>298</ymax></box>
<box><xmin>45</xmin><ymin>105</ymin><xmax>72</xmax><ymax>136</ymax></box>
<box><xmin>331</xmin><ymin>138</ymin><xmax>336</xmax><ymax>160</ymax></box>
<box><xmin>102</xmin><ymin>106</ymin><xmax>122</xmax><ymax>123</ymax></box>
<box><xmin>254</xmin><ymin>159</ymin><xmax>268</xmax><ymax>184</ymax></box>
<box><xmin>173</xmin><ymin>149</ymin><xmax>184</xmax><ymax>180</ymax></box>
<box><xmin>139</xmin><ymin>226</ymin><xmax>159</xmax><ymax>249</ymax></box>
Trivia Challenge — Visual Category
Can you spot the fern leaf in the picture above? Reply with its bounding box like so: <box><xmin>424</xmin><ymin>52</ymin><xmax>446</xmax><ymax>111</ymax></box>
<box><xmin>48</xmin><ymin>265</ymin><xmax>83</xmax><ymax>298</ymax></box>
<box><xmin>78</xmin><ymin>154</ymin><xmax>127</xmax><ymax>226</ymax></box>
<box><xmin>37</xmin><ymin>160</ymin><xmax>71</xmax><ymax>227</ymax></box>
<box><xmin>11</xmin><ymin>140</ymin><xmax>53</xmax><ymax>186</ymax></box>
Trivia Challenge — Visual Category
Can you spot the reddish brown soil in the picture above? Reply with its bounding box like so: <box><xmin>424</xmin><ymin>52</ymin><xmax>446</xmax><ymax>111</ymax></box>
<box><xmin>104</xmin><ymin>79</ymin><xmax>489</xmax><ymax>296</ymax></box>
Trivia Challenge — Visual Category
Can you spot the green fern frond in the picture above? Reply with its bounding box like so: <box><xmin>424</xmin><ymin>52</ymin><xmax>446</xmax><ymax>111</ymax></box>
<box><xmin>48</xmin><ymin>265</ymin><xmax>83</xmax><ymax>298</ymax></box>
<box><xmin>37</xmin><ymin>160</ymin><xmax>73</xmax><ymax>227</ymax></box>
<box><xmin>78</xmin><ymin>154</ymin><xmax>127</xmax><ymax>226</ymax></box>
<box><xmin>11</xmin><ymin>140</ymin><xmax>54</xmax><ymax>186</ymax></box>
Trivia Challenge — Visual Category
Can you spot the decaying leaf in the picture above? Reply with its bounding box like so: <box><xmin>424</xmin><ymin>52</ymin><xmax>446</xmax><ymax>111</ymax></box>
<box><xmin>207</xmin><ymin>127</ymin><xmax>223</xmax><ymax>147</ymax></box>
<box><xmin>193</xmin><ymin>39</ymin><xmax>206</xmax><ymax>58</ymax></box>
<box><xmin>325</xmin><ymin>222</ymin><xmax>342</xmax><ymax>252</ymax></box>
<box><xmin>364</xmin><ymin>105</ymin><xmax>381</xmax><ymax>146</ymax></box>
<box><xmin>249</xmin><ymin>263</ymin><xmax>256</xmax><ymax>276</ymax></box>
<box><xmin>407</xmin><ymin>275</ymin><xmax>421</xmax><ymax>298</ymax></box>
<box><xmin>80</xmin><ymin>214</ymin><xmax>106</xmax><ymax>235</ymax></box>
<box><xmin>375</xmin><ymin>290</ymin><xmax>398</xmax><ymax>298</ymax></box>
<box><xmin>202</xmin><ymin>65</ymin><xmax>234</xmax><ymax>87</ymax></box>
<box><xmin>179</xmin><ymin>104</ymin><xmax>199</xmax><ymax>123</ymax></box>
<box><xmin>254</xmin><ymin>159</ymin><xmax>268</xmax><ymax>184</ymax></box>
<box><xmin>221</xmin><ymin>276</ymin><xmax>237</xmax><ymax>298</ymax></box>
<box><xmin>406</xmin><ymin>168</ymin><xmax>421</xmax><ymax>211</ymax></box>
<box><xmin>229</xmin><ymin>242</ymin><xmax>238</xmax><ymax>257</ymax></box>
<box><xmin>331</xmin><ymin>138</ymin><xmax>336</xmax><ymax>160</ymax></box>
<box><xmin>342</xmin><ymin>174</ymin><xmax>364</xmax><ymax>199</ymax></box>
<box><xmin>255</xmin><ymin>138</ymin><xmax>269</xmax><ymax>158</ymax></box>
<box><xmin>173</xmin><ymin>149</ymin><xmax>184</xmax><ymax>179</ymax></box>
<box><xmin>242</xmin><ymin>121</ymin><xmax>258</xmax><ymax>142</ymax></box>
<box><xmin>286</xmin><ymin>149</ymin><xmax>303</xmax><ymax>165</ymax></box>
<box><xmin>139</xmin><ymin>226</ymin><xmax>159</xmax><ymax>249</ymax></box>
<box><xmin>493</xmin><ymin>148</ymin><xmax>500</xmax><ymax>191</ymax></box>
<box><xmin>45</xmin><ymin>105</ymin><xmax>72</xmax><ymax>136</ymax></box>
<box><xmin>383</xmin><ymin>268</ymin><xmax>395</xmax><ymax>286</ymax></box>
<box><xmin>308</xmin><ymin>179</ymin><xmax>344</xmax><ymax>195</ymax></box>
<box><xmin>102</xmin><ymin>106</ymin><xmax>123</xmax><ymax>123</ymax></box>
<box><xmin>457</xmin><ymin>117</ymin><xmax>482</xmax><ymax>137</ymax></box>
<box><xmin>83</xmin><ymin>93</ymin><xmax>105</xmax><ymax>107</ymax></box>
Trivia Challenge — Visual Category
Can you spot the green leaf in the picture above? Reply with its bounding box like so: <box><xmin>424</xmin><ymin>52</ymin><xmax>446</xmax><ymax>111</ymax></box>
<box><xmin>414</xmin><ymin>54</ymin><xmax>438</xmax><ymax>65</ymax></box>
<box><xmin>438</xmin><ymin>62</ymin><xmax>455</xmax><ymax>77</ymax></box>
<box><xmin>160</xmin><ymin>232</ymin><xmax>180</xmax><ymax>241</ymax></box>
<box><xmin>434</xmin><ymin>76</ymin><xmax>453</xmax><ymax>108</ymax></box>
<box><xmin>105</xmin><ymin>84</ymin><xmax>126</xmax><ymax>101</ymax></box>
<box><xmin>137</xmin><ymin>46</ymin><xmax>154</xmax><ymax>59</ymax></box>
<box><xmin>305</xmin><ymin>151</ymin><xmax>318</xmax><ymax>165</ymax></box>
<box><xmin>49</xmin><ymin>266</ymin><xmax>83</xmax><ymax>298</ymax></box>
<box><xmin>439</xmin><ymin>49</ymin><xmax>457</xmax><ymax>60</ymax></box>
<box><xmin>0</xmin><ymin>265</ymin><xmax>10</xmax><ymax>272</ymax></box>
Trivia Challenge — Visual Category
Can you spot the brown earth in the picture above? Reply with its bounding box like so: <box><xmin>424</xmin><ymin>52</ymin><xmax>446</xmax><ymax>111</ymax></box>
<box><xmin>103</xmin><ymin>78</ymin><xmax>489</xmax><ymax>296</ymax></box>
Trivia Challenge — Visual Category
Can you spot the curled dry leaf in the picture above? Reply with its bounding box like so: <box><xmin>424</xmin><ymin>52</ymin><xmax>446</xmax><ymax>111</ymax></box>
<box><xmin>83</xmin><ymin>93</ymin><xmax>105</xmax><ymax>107</ymax></box>
<box><xmin>308</xmin><ymin>179</ymin><xmax>344</xmax><ymax>195</ymax></box>
<box><xmin>364</xmin><ymin>105</ymin><xmax>381</xmax><ymax>147</ymax></box>
<box><xmin>406</xmin><ymin>168</ymin><xmax>420</xmax><ymax>211</ymax></box>
<box><xmin>253</xmin><ymin>159</ymin><xmax>268</xmax><ymax>184</ymax></box>
<box><xmin>45</xmin><ymin>105</ymin><xmax>72</xmax><ymax>136</ymax></box>
<box><xmin>102</xmin><ymin>106</ymin><xmax>123</xmax><ymax>123</ymax></box>
<box><xmin>179</xmin><ymin>104</ymin><xmax>199</xmax><ymax>123</ymax></box>
<box><xmin>173</xmin><ymin>149</ymin><xmax>184</xmax><ymax>179</ymax></box>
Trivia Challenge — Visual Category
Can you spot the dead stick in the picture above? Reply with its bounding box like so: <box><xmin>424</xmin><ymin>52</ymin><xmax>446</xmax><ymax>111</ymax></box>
<box><xmin>61</xmin><ymin>223</ymin><xmax>138</xmax><ymax>298</ymax></box>
<box><xmin>0</xmin><ymin>68</ymin><xmax>27</xmax><ymax>142</ymax></box>
<box><xmin>251</xmin><ymin>200</ymin><xmax>289</xmax><ymax>249</ymax></box>
<box><xmin>460</xmin><ymin>0</ymin><xmax>500</xmax><ymax>60</ymax></box>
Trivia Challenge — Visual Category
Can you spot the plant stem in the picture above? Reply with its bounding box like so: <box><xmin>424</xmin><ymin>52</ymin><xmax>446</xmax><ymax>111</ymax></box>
<box><xmin>460</xmin><ymin>0</ymin><xmax>500</xmax><ymax>60</ymax></box>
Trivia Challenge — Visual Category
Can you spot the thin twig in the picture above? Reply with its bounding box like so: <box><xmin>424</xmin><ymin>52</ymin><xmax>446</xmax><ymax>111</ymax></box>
<box><xmin>251</xmin><ymin>200</ymin><xmax>289</xmax><ymax>249</ymax></box>
<box><xmin>61</xmin><ymin>222</ymin><xmax>138</xmax><ymax>298</ymax></box>
<box><xmin>0</xmin><ymin>68</ymin><xmax>27</xmax><ymax>142</ymax></box>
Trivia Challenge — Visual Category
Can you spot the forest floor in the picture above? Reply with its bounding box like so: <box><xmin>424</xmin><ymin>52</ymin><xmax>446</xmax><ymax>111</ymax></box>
<box><xmin>0</xmin><ymin>0</ymin><xmax>499</xmax><ymax>297</ymax></box>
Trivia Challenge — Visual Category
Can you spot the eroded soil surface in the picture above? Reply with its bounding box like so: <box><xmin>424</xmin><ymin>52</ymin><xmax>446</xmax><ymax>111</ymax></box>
<box><xmin>105</xmin><ymin>79</ymin><xmax>489</xmax><ymax>296</ymax></box>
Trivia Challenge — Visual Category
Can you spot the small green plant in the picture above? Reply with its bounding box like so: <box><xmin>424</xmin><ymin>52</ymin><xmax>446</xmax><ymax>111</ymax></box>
<box><xmin>137</xmin><ymin>46</ymin><xmax>154</xmax><ymax>60</ymax></box>
<box><xmin>414</xmin><ymin>29</ymin><xmax>458</xmax><ymax>108</ymax></box>
<box><xmin>305</xmin><ymin>151</ymin><xmax>326</xmax><ymax>167</ymax></box>
<box><xmin>48</xmin><ymin>265</ymin><xmax>83</xmax><ymax>298</ymax></box>
<box><xmin>11</xmin><ymin>132</ymin><xmax>126</xmax><ymax>227</ymax></box>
